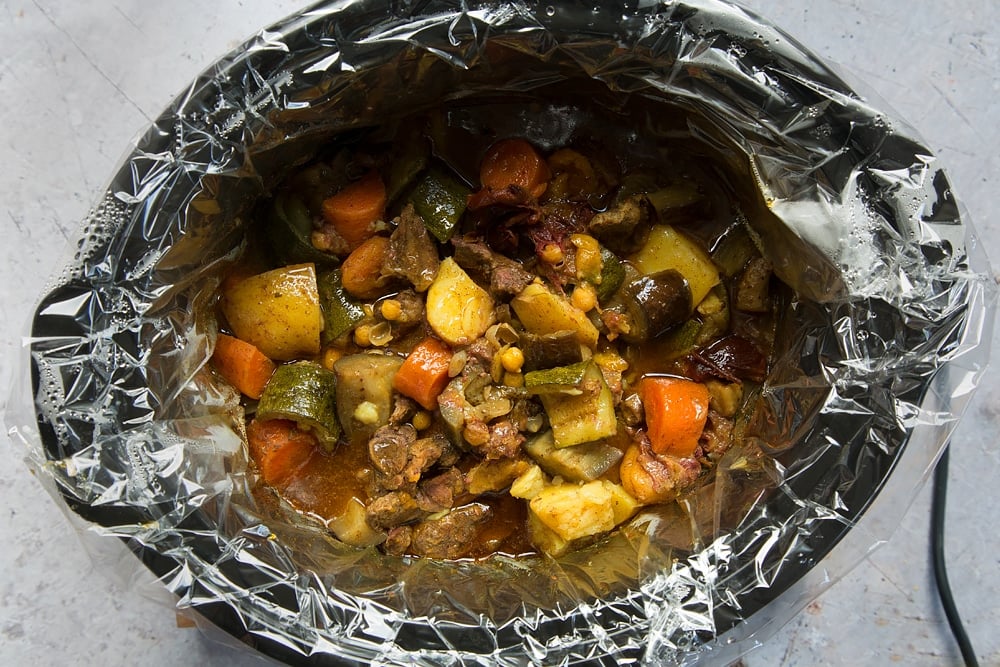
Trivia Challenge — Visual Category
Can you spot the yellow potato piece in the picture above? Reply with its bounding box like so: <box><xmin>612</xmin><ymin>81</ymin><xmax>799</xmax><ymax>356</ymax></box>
<box><xmin>221</xmin><ymin>263</ymin><xmax>322</xmax><ymax>361</ymax></box>
<box><xmin>631</xmin><ymin>225</ymin><xmax>720</xmax><ymax>306</ymax></box>
<box><xmin>426</xmin><ymin>257</ymin><xmax>495</xmax><ymax>346</ymax></box>
<box><xmin>511</xmin><ymin>282</ymin><xmax>599</xmax><ymax>349</ymax></box>
<box><xmin>529</xmin><ymin>480</ymin><xmax>637</xmax><ymax>543</ymax></box>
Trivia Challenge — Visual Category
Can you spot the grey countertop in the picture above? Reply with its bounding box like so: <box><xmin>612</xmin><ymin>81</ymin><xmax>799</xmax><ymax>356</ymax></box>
<box><xmin>1</xmin><ymin>2</ymin><xmax>997</xmax><ymax>665</ymax></box>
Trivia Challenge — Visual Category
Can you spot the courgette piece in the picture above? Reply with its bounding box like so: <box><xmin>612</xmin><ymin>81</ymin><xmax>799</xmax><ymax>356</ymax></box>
<box><xmin>257</xmin><ymin>362</ymin><xmax>340</xmax><ymax>451</ymax></box>
<box><xmin>317</xmin><ymin>269</ymin><xmax>365</xmax><ymax>344</ymax></box>
<box><xmin>533</xmin><ymin>360</ymin><xmax>617</xmax><ymax>448</ymax></box>
<box><xmin>385</xmin><ymin>128</ymin><xmax>430</xmax><ymax>205</ymax></box>
<box><xmin>711</xmin><ymin>222</ymin><xmax>759</xmax><ymax>279</ymax></box>
<box><xmin>654</xmin><ymin>318</ymin><xmax>703</xmax><ymax>361</ymax></box>
<box><xmin>523</xmin><ymin>430</ymin><xmax>623</xmax><ymax>482</ymax></box>
<box><xmin>523</xmin><ymin>360</ymin><xmax>589</xmax><ymax>396</ymax></box>
<box><xmin>520</xmin><ymin>330</ymin><xmax>583</xmax><ymax>372</ymax></box>
<box><xmin>410</xmin><ymin>167</ymin><xmax>470</xmax><ymax>243</ymax></box>
<box><xmin>267</xmin><ymin>192</ymin><xmax>340</xmax><ymax>267</ymax></box>
<box><xmin>646</xmin><ymin>182</ymin><xmax>706</xmax><ymax>222</ymax></box>
<box><xmin>595</xmin><ymin>246</ymin><xmax>626</xmax><ymax>304</ymax></box>
<box><xmin>332</xmin><ymin>353</ymin><xmax>404</xmax><ymax>442</ymax></box>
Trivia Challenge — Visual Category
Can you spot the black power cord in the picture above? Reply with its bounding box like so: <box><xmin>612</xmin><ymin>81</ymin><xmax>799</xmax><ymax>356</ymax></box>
<box><xmin>931</xmin><ymin>445</ymin><xmax>980</xmax><ymax>667</ymax></box>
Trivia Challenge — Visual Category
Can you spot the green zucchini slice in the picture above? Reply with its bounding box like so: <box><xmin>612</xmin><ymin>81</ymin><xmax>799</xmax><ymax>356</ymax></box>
<box><xmin>257</xmin><ymin>361</ymin><xmax>341</xmax><ymax>451</ymax></box>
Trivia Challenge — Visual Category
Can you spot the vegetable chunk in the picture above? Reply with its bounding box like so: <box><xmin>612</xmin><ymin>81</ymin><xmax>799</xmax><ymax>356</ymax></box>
<box><xmin>211</xmin><ymin>334</ymin><xmax>276</xmax><ymax>400</ymax></box>
<box><xmin>529</xmin><ymin>480</ymin><xmax>638</xmax><ymax>542</ymax></box>
<box><xmin>511</xmin><ymin>282</ymin><xmax>599</xmax><ymax>349</ymax></box>
<box><xmin>639</xmin><ymin>376</ymin><xmax>710</xmax><ymax>457</ymax></box>
<box><xmin>394</xmin><ymin>337</ymin><xmax>453</xmax><ymax>411</ymax></box>
<box><xmin>631</xmin><ymin>225</ymin><xmax>720</xmax><ymax>307</ymax></box>
<box><xmin>221</xmin><ymin>263</ymin><xmax>322</xmax><ymax>361</ymax></box>
<box><xmin>425</xmin><ymin>257</ymin><xmax>495</xmax><ymax>345</ymax></box>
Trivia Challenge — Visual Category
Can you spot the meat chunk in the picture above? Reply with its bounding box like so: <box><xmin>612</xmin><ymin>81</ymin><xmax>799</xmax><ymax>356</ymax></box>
<box><xmin>388</xmin><ymin>394</ymin><xmax>419</xmax><ymax>425</ymax></box>
<box><xmin>383</xmin><ymin>204</ymin><xmax>441</xmax><ymax>292</ymax></box>
<box><xmin>697</xmin><ymin>412</ymin><xmax>734</xmax><ymax>466</ymax></box>
<box><xmin>481</xmin><ymin>419</ymin><xmax>525</xmax><ymax>460</ymax></box>
<box><xmin>417</xmin><ymin>467</ymin><xmax>466</xmax><ymax>513</ymax></box>
<box><xmin>383</xmin><ymin>526</ymin><xmax>412</xmax><ymax>556</ymax></box>
<box><xmin>409</xmin><ymin>503</ymin><xmax>492</xmax><ymax>559</ymax></box>
<box><xmin>367</xmin><ymin>425</ymin><xmax>447</xmax><ymax>493</ymax></box>
<box><xmin>376</xmin><ymin>289</ymin><xmax>426</xmax><ymax>340</ymax></box>
<box><xmin>734</xmin><ymin>257</ymin><xmax>773</xmax><ymax>313</ymax></box>
<box><xmin>365</xmin><ymin>491</ymin><xmax>428</xmax><ymax>531</ymax></box>
<box><xmin>587</xmin><ymin>194</ymin><xmax>652</xmax><ymax>254</ymax></box>
<box><xmin>368</xmin><ymin>424</ymin><xmax>417</xmax><ymax>477</ymax></box>
<box><xmin>452</xmin><ymin>235</ymin><xmax>534</xmax><ymax>299</ymax></box>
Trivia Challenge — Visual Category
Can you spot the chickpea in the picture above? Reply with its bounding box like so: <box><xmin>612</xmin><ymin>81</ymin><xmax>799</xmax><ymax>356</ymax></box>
<box><xmin>500</xmin><ymin>346</ymin><xmax>525</xmax><ymax>373</ymax></box>
<box><xmin>353</xmin><ymin>324</ymin><xmax>372</xmax><ymax>347</ymax></box>
<box><xmin>412</xmin><ymin>411</ymin><xmax>432</xmax><ymax>431</ymax></box>
<box><xmin>321</xmin><ymin>347</ymin><xmax>345</xmax><ymax>371</ymax></box>
<box><xmin>571</xmin><ymin>283</ymin><xmax>597</xmax><ymax>312</ymax></box>
<box><xmin>380</xmin><ymin>299</ymin><xmax>402</xmax><ymax>321</ymax></box>
<box><xmin>539</xmin><ymin>243</ymin><xmax>564</xmax><ymax>264</ymax></box>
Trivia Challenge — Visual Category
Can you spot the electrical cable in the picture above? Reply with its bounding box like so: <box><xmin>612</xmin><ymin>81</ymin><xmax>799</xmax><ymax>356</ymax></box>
<box><xmin>931</xmin><ymin>445</ymin><xmax>979</xmax><ymax>667</ymax></box>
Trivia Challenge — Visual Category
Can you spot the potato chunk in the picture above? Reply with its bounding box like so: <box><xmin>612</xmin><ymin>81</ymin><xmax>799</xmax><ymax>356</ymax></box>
<box><xmin>222</xmin><ymin>263</ymin><xmax>322</xmax><ymax>361</ymax></box>
<box><xmin>426</xmin><ymin>257</ymin><xmax>495</xmax><ymax>345</ymax></box>
<box><xmin>631</xmin><ymin>225</ymin><xmax>720</xmax><ymax>307</ymax></box>
<box><xmin>529</xmin><ymin>480</ymin><xmax>638</xmax><ymax>543</ymax></box>
<box><xmin>511</xmin><ymin>282</ymin><xmax>599</xmax><ymax>349</ymax></box>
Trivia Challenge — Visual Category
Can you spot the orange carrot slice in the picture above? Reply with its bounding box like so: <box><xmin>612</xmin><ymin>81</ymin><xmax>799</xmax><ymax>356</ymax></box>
<box><xmin>321</xmin><ymin>171</ymin><xmax>386</xmax><ymax>251</ymax></box>
<box><xmin>211</xmin><ymin>333</ymin><xmax>277</xmax><ymax>400</ymax></box>
<box><xmin>479</xmin><ymin>138</ymin><xmax>551</xmax><ymax>199</ymax></box>
<box><xmin>639</xmin><ymin>376</ymin><xmax>710</xmax><ymax>458</ymax></box>
<box><xmin>246</xmin><ymin>418</ymin><xmax>317</xmax><ymax>485</ymax></box>
<box><xmin>340</xmin><ymin>235</ymin><xmax>390</xmax><ymax>299</ymax></box>
<box><xmin>393</xmin><ymin>337</ymin><xmax>453</xmax><ymax>411</ymax></box>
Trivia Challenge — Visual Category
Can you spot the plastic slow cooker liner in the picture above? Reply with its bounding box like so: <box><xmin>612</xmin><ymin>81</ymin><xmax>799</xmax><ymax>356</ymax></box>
<box><xmin>7</xmin><ymin>0</ymin><xmax>995</xmax><ymax>664</ymax></box>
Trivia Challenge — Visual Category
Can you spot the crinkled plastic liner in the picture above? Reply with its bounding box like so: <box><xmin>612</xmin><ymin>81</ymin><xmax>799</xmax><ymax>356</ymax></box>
<box><xmin>6</xmin><ymin>0</ymin><xmax>995</xmax><ymax>665</ymax></box>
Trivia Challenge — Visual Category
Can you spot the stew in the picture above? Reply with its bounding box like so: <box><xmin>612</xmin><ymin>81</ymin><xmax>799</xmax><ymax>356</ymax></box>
<box><xmin>213</xmin><ymin>124</ymin><xmax>778</xmax><ymax>559</ymax></box>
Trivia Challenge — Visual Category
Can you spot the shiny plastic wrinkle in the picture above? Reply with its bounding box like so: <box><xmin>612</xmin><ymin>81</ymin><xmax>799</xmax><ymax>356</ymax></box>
<box><xmin>8</xmin><ymin>0</ymin><xmax>995</xmax><ymax>665</ymax></box>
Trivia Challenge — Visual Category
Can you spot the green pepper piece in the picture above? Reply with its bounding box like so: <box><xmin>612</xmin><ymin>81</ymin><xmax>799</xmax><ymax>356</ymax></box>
<box><xmin>267</xmin><ymin>192</ymin><xmax>340</xmax><ymax>267</ymax></box>
<box><xmin>317</xmin><ymin>269</ymin><xmax>366</xmax><ymax>345</ymax></box>
<box><xmin>410</xmin><ymin>167</ymin><xmax>470</xmax><ymax>243</ymax></box>
<box><xmin>257</xmin><ymin>361</ymin><xmax>341</xmax><ymax>451</ymax></box>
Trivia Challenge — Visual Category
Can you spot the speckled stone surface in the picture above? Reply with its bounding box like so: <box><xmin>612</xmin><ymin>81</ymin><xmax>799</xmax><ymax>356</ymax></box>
<box><xmin>1</xmin><ymin>2</ymin><xmax>997</xmax><ymax>665</ymax></box>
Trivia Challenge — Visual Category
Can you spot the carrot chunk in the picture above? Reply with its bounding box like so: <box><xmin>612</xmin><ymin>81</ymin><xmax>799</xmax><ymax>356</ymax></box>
<box><xmin>320</xmin><ymin>170</ymin><xmax>387</xmax><ymax>251</ymax></box>
<box><xmin>246</xmin><ymin>419</ymin><xmax>318</xmax><ymax>485</ymax></box>
<box><xmin>393</xmin><ymin>337</ymin><xmax>453</xmax><ymax>411</ymax></box>
<box><xmin>479</xmin><ymin>138</ymin><xmax>551</xmax><ymax>199</ymax></box>
<box><xmin>639</xmin><ymin>376</ymin><xmax>710</xmax><ymax>458</ymax></box>
<box><xmin>211</xmin><ymin>333</ymin><xmax>277</xmax><ymax>400</ymax></box>
<box><xmin>340</xmin><ymin>235</ymin><xmax>390</xmax><ymax>299</ymax></box>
